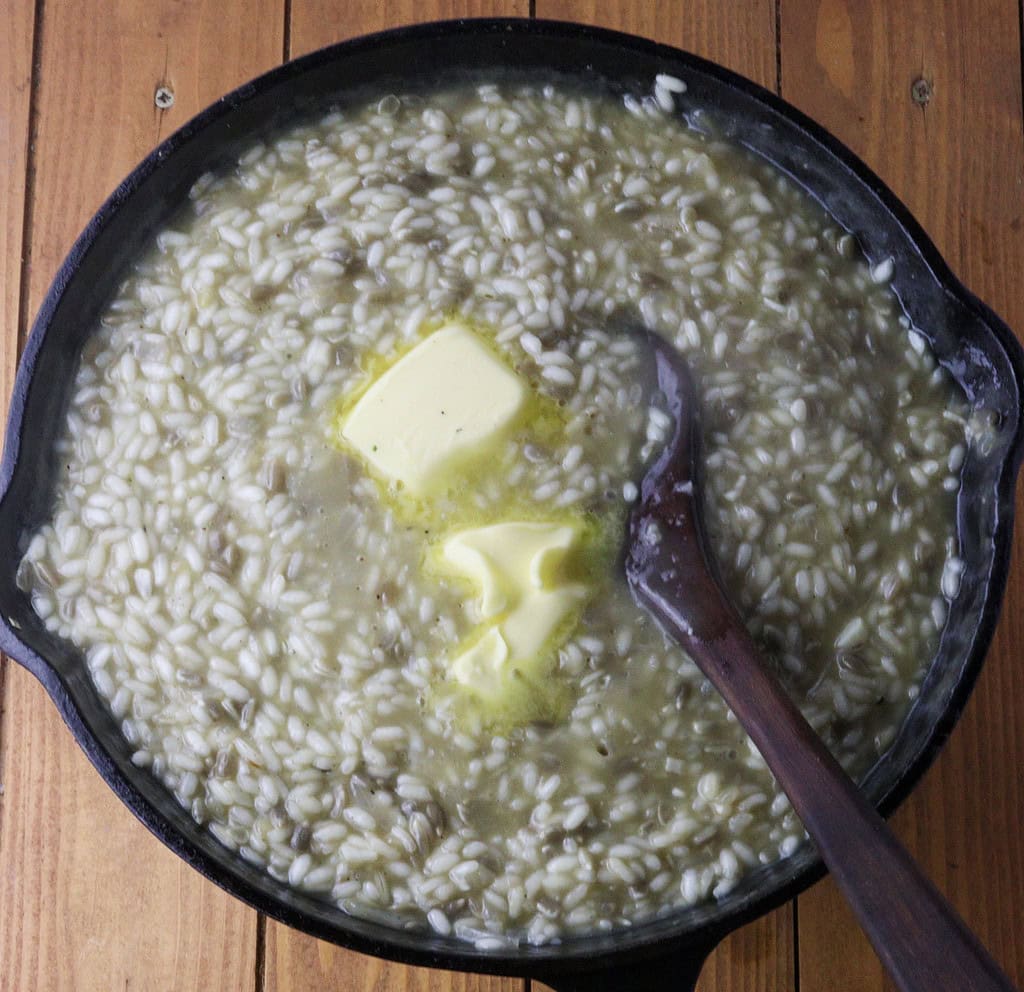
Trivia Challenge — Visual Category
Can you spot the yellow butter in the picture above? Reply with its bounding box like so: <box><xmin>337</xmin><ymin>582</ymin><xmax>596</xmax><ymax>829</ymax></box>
<box><xmin>449</xmin><ymin>627</ymin><xmax>510</xmax><ymax>701</ymax></box>
<box><xmin>439</xmin><ymin>521</ymin><xmax>589</xmax><ymax>707</ymax></box>
<box><xmin>338</xmin><ymin>320</ymin><xmax>526</xmax><ymax>496</ymax></box>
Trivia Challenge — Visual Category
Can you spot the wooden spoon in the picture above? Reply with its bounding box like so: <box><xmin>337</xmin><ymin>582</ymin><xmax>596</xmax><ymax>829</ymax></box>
<box><xmin>624</xmin><ymin>328</ymin><xmax>1017</xmax><ymax>992</ymax></box>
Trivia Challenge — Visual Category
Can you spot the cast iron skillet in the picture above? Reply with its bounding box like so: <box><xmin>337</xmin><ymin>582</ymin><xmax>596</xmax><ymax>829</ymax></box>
<box><xmin>0</xmin><ymin>19</ymin><xmax>1021</xmax><ymax>991</ymax></box>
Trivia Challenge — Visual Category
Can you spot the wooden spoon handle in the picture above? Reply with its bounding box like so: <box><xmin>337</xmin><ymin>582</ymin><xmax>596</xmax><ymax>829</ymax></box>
<box><xmin>664</xmin><ymin>609</ymin><xmax>1016</xmax><ymax>992</ymax></box>
<box><xmin>625</xmin><ymin>329</ymin><xmax>1014</xmax><ymax>989</ymax></box>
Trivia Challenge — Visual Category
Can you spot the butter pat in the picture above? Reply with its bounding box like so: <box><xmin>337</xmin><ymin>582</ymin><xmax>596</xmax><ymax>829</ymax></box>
<box><xmin>339</xmin><ymin>321</ymin><xmax>526</xmax><ymax>496</ymax></box>
<box><xmin>439</xmin><ymin>521</ymin><xmax>589</xmax><ymax>708</ymax></box>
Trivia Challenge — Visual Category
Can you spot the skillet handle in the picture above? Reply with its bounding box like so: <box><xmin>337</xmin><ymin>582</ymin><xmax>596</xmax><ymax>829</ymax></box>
<box><xmin>534</xmin><ymin>942</ymin><xmax>714</xmax><ymax>992</ymax></box>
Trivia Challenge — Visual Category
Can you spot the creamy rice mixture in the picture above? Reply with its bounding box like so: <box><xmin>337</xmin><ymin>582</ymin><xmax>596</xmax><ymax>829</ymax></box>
<box><xmin>21</xmin><ymin>80</ymin><xmax>969</xmax><ymax>946</ymax></box>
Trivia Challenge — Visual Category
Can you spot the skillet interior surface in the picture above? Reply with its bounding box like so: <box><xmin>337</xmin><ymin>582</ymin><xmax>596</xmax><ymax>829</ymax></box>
<box><xmin>0</xmin><ymin>18</ymin><xmax>1021</xmax><ymax>987</ymax></box>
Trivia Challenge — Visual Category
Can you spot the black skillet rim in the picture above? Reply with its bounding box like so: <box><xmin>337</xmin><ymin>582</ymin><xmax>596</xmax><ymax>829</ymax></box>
<box><xmin>0</xmin><ymin>16</ymin><xmax>1022</xmax><ymax>983</ymax></box>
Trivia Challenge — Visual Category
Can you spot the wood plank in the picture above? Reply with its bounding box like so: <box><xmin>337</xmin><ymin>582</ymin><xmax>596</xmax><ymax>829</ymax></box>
<box><xmin>8</xmin><ymin>3</ymin><xmax>1018</xmax><ymax>992</ymax></box>
<box><xmin>779</xmin><ymin>0</ymin><xmax>1024</xmax><ymax>987</ymax></box>
<box><xmin>0</xmin><ymin>0</ymin><xmax>38</xmax><ymax>984</ymax></box>
<box><xmin>0</xmin><ymin>0</ymin><xmax>36</xmax><ymax>907</ymax></box>
<box><xmin>288</xmin><ymin>0</ymin><xmax>530</xmax><ymax>59</ymax></box>
<box><xmin>0</xmin><ymin>2</ymin><xmax>285</xmax><ymax>990</ymax></box>
<box><xmin>22</xmin><ymin>1</ymin><xmax>285</xmax><ymax>304</ymax></box>
<box><xmin>264</xmin><ymin>926</ymin><xmax>515</xmax><ymax>992</ymax></box>
<box><xmin>530</xmin><ymin>6</ymin><xmax>794</xmax><ymax>992</ymax></box>
<box><xmin>0</xmin><ymin>0</ymin><xmax>34</xmax><ymax>380</ymax></box>
<box><xmin>262</xmin><ymin>3</ymin><xmax>530</xmax><ymax>990</ymax></box>
<box><xmin>275</xmin><ymin>2</ymin><xmax>792</xmax><ymax>988</ymax></box>
<box><xmin>535</xmin><ymin>0</ymin><xmax>778</xmax><ymax>89</ymax></box>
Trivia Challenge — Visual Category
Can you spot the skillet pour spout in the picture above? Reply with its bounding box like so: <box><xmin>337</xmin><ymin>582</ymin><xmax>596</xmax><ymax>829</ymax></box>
<box><xmin>0</xmin><ymin>18</ymin><xmax>1021</xmax><ymax>990</ymax></box>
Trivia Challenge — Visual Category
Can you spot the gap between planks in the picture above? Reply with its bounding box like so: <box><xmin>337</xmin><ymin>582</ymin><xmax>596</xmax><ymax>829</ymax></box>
<box><xmin>1</xmin><ymin>0</ymin><xmax>44</xmax><ymax>847</ymax></box>
<box><xmin>15</xmin><ymin>0</ymin><xmax>44</xmax><ymax>357</ymax></box>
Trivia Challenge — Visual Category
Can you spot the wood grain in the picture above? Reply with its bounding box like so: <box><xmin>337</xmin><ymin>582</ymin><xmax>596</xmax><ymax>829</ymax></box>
<box><xmin>779</xmin><ymin>0</ymin><xmax>1024</xmax><ymax>988</ymax></box>
<box><xmin>0</xmin><ymin>2</ymin><xmax>284</xmax><ymax>990</ymax></box>
<box><xmin>534</xmin><ymin>0</ymin><xmax>778</xmax><ymax>89</ymax></box>
<box><xmin>263</xmin><ymin>926</ymin><xmax>515</xmax><ymax>992</ymax></box>
<box><xmin>3</xmin><ymin>1</ymin><xmax>1022</xmax><ymax>990</ymax></box>
<box><xmin>523</xmin><ymin>9</ymin><xmax>792</xmax><ymax>991</ymax></box>
<box><xmin>0</xmin><ymin>0</ymin><xmax>37</xmax><ymax>981</ymax></box>
<box><xmin>288</xmin><ymin>0</ymin><xmax>529</xmax><ymax>59</ymax></box>
<box><xmin>273</xmin><ymin>4</ymin><xmax>794</xmax><ymax>989</ymax></box>
<box><xmin>263</xmin><ymin>6</ymin><xmax>529</xmax><ymax>991</ymax></box>
<box><xmin>531</xmin><ymin>5</ymin><xmax>796</xmax><ymax>991</ymax></box>
<box><xmin>0</xmin><ymin>0</ymin><xmax>34</xmax><ymax>371</ymax></box>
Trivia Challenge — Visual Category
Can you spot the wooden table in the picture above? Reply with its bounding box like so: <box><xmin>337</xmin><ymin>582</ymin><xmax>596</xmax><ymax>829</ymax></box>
<box><xmin>0</xmin><ymin>2</ymin><xmax>1021</xmax><ymax>989</ymax></box>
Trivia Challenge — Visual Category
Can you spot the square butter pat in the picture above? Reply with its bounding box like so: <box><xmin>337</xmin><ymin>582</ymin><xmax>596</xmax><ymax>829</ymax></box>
<box><xmin>340</xmin><ymin>321</ymin><xmax>526</xmax><ymax>495</ymax></box>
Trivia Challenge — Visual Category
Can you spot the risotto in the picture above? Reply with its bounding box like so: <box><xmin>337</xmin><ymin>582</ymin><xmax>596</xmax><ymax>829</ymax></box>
<box><xmin>19</xmin><ymin>78</ymin><xmax>968</xmax><ymax>946</ymax></box>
